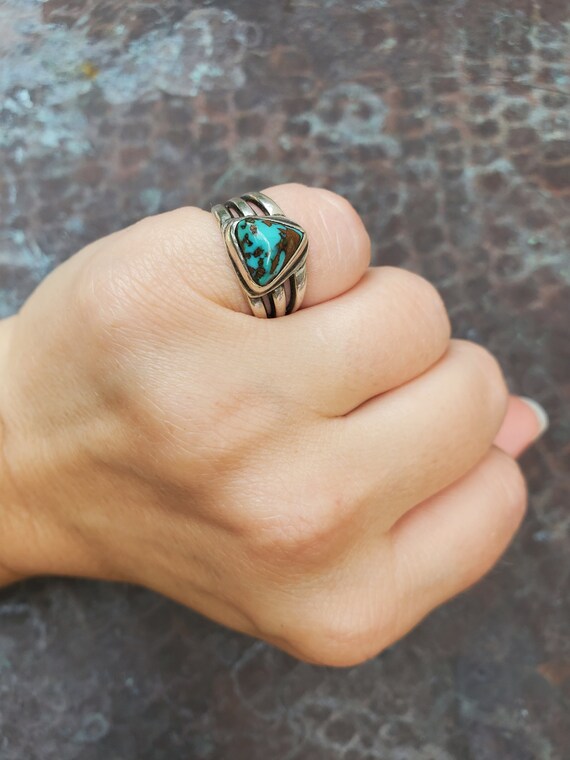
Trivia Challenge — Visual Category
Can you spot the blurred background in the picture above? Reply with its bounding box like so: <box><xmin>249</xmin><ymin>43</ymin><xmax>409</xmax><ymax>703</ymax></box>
<box><xmin>0</xmin><ymin>1</ymin><xmax>568</xmax><ymax>758</ymax></box>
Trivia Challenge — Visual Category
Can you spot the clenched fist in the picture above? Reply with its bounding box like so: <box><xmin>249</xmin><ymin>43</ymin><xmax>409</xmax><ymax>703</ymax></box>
<box><xmin>0</xmin><ymin>184</ymin><xmax>546</xmax><ymax>666</ymax></box>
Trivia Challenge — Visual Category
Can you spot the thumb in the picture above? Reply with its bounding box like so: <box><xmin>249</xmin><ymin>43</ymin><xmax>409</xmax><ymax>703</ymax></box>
<box><xmin>494</xmin><ymin>395</ymin><xmax>549</xmax><ymax>458</ymax></box>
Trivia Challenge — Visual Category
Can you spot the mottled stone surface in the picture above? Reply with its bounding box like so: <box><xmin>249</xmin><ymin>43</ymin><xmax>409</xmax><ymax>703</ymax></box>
<box><xmin>235</xmin><ymin>218</ymin><xmax>304</xmax><ymax>287</ymax></box>
<box><xmin>0</xmin><ymin>1</ymin><xmax>569</xmax><ymax>758</ymax></box>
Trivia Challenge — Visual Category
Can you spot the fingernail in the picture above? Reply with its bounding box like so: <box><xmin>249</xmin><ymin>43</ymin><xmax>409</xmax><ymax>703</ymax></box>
<box><xmin>519</xmin><ymin>397</ymin><xmax>549</xmax><ymax>438</ymax></box>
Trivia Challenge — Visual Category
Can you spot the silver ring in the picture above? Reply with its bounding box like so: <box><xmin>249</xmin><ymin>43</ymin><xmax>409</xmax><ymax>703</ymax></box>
<box><xmin>211</xmin><ymin>191</ymin><xmax>308</xmax><ymax>318</ymax></box>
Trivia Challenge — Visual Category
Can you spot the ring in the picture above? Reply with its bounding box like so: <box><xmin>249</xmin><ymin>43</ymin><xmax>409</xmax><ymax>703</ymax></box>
<box><xmin>211</xmin><ymin>191</ymin><xmax>308</xmax><ymax>318</ymax></box>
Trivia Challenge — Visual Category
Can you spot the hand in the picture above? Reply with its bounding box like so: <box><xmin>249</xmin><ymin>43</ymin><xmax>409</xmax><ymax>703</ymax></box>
<box><xmin>0</xmin><ymin>184</ymin><xmax>546</xmax><ymax>666</ymax></box>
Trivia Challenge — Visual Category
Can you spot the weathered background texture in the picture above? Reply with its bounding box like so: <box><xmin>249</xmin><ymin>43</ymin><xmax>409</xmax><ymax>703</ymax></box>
<box><xmin>1</xmin><ymin>1</ymin><xmax>569</xmax><ymax>758</ymax></box>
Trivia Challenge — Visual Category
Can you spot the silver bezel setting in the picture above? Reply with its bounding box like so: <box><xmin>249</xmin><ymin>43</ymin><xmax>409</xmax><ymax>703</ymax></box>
<box><xmin>223</xmin><ymin>215</ymin><xmax>308</xmax><ymax>298</ymax></box>
<box><xmin>211</xmin><ymin>190</ymin><xmax>309</xmax><ymax>318</ymax></box>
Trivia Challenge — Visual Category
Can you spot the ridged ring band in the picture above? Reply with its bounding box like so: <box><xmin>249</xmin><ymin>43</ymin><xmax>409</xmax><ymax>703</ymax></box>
<box><xmin>211</xmin><ymin>191</ymin><xmax>308</xmax><ymax>318</ymax></box>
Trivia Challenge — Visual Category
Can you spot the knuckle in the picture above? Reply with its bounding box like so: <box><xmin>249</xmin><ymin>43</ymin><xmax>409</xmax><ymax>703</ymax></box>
<box><xmin>315</xmin><ymin>187</ymin><xmax>371</xmax><ymax>264</ymax></box>
<box><xmin>456</xmin><ymin>340</ymin><xmax>509</xmax><ymax>420</ymax></box>
<box><xmin>489</xmin><ymin>450</ymin><xmax>528</xmax><ymax>525</ymax></box>
<box><xmin>253</xmin><ymin>503</ymin><xmax>344</xmax><ymax>565</ymax></box>
<box><xmin>277</xmin><ymin>181</ymin><xmax>309</xmax><ymax>196</ymax></box>
<box><xmin>411</xmin><ymin>272</ymin><xmax>449</xmax><ymax>332</ymax></box>
<box><xmin>74</xmin><ymin>207</ymin><xmax>207</xmax><ymax>343</ymax></box>
<box><xmin>286</xmin><ymin>599</ymin><xmax>388</xmax><ymax>668</ymax></box>
<box><xmin>391</xmin><ymin>268</ymin><xmax>451</xmax><ymax>341</ymax></box>
<box><xmin>130</xmin><ymin>206</ymin><xmax>203</xmax><ymax>255</ymax></box>
<box><xmin>251</xmin><ymin>477</ymin><xmax>358</xmax><ymax>566</ymax></box>
<box><xmin>317</xmin><ymin>187</ymin><xmax>359</xmax><ymax>219</ymax></box>
<box><xmin>74</xmin><ymin>252</ymin><xmax>162</xmax><ymax>359</ymax></box>
<box><xmin>74</xmin><ymin>253</ymin><xmax>132</xmax><ymax>341</ymax></box>
<box><xmin>125</xmin><ymin>207</ymin><xmax>222</xmax><ymax>318</ymax></box>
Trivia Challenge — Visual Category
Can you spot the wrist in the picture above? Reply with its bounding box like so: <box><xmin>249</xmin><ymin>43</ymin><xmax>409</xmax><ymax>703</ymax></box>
<box><xmin>0</xmin><ymin>316</ymin><xmax>27</xmax><ymax>583</ymax></box>
<box><xmin>0</xmin><ymin>315</ymin><xmax>98</xmax><ymax>583</ymax></box>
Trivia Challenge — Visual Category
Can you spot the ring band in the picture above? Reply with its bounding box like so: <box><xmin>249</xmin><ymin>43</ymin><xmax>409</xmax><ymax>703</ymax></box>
<box><xmin>211</xmin><ymin>191</ymin><xmax>308</xmax><ymax>318</ymax></box>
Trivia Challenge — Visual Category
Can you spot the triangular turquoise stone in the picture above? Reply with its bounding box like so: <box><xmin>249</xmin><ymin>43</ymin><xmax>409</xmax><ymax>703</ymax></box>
<box><xmin>235</xmin><ymin>218</ymin><xmax>304</xmax><ymax>287</ymax></box>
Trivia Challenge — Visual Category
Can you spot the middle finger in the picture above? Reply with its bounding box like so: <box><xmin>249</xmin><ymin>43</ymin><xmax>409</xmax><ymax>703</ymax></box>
<box><xmin>331</xmin><ymin>339</ymin><xmax>509</xmax><ymax>528</ymax></box>
<box><xmin>256</xmin><ymin>266</ymin><xmax>451</xmax><ymax>416</ymax></box>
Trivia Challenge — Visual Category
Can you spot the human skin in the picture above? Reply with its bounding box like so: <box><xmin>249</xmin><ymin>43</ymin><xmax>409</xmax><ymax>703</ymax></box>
<box><xmin>0</xmin><ymin>184</ymin><xmax>546</xmax><ymax>667</ymax></box>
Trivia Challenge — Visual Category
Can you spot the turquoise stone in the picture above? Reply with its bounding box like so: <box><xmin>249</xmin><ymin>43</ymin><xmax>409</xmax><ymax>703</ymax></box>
<box><xmin>235</xmin><ymin>218</ymin><xmax>304</xmax><ymax>287</ymax></box>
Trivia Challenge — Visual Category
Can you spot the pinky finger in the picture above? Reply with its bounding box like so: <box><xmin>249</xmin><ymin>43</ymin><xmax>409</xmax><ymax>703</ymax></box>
<box><xmin>389</xmin><ymin>447</ymin><xmax>527</xmax><ymax>629</ymax></box>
